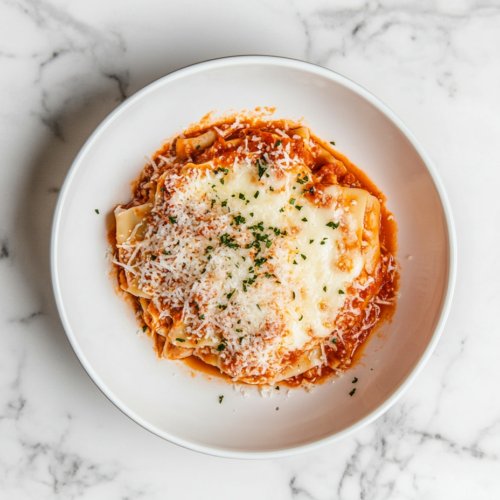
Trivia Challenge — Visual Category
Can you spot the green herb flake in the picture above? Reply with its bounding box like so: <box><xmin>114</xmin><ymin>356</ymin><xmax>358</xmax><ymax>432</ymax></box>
<box><xmin>151</xmin><ymin>255</ymin><xmax>157</xmax><ymax>261</ymax></box>
<box><xmin>326</xmin><ymin>221</ymin><xmax>340</xmax><ymax>229</ymax></box>
<box><xmin>293</xmin><ymin>260</ymin><xmax>298</xmax><ymax>265</ymax></box>
<box><xmin>339</xmin><ymin>290</ymin><xmax>345</xmax><ymax>295</ymax></box>
<box><xmin>199</xmin><ymin>315</ymin><xmax>205</xmax><ymax>320</ymax></box>
<box><xmin>292</xmin><ymin>291</ymin><xmax>296</xmax><ymax>300</ymax></box>
<box><xmin>95</xmin><ymin>209</ymin><xmax>99</xmax><ymax>214</ymax></box>
<box><xmin>290</xmin><ymin>198</ymin><xmax>296</xmax><ymax>205</ymax></box>
<box><xmin>302</xmin><ymin>218</ymin><xmax>308</xmax><ymax>222</ymax></box>
<box><xmin>228</xmin><ymin>273</ymin><xmax>232</xmax><ymax>279</ymax></box>
<box><xmin>254</xmin><ymin>191</ymin><xmax>260</xmax><ymax>199</ymax></box>
<box><xmin>219</xmin><ymin>395</ymin><xmax>224</xmax><ymax>404</ymax></box>
<box><xmin>330</xmin><ymin>141</ymin><xmax>336</xmax><ymax>146</ymax></box>
<box><xmin>279</xmin><ymin>207</ymin><xmax>284</xmax><ymax>212</ymax></box>
<box><xmin>266</xmin><ymin>240</ymin><xmax>272</xmax><ymax>248</ymax></box>
<box><xmin>236</xmin><ymin>329</ymin><xmax>242</xmax><ymax>333</ymax></box>
<box><xmin>332</xmin><ymin>338</ymin><xmax>338</xmax><ymax>344</ymax></box>
<box><xmin>176</xmin><ymin>338</ymin><xmax>185</xmax><ymax>343</ymax></box>
<box><xmin>220</xmin><ymin>179</ymin><xmax>225</xmax><ymax>185</ymax></box>
<box><xmin>299</xmin><ymin>314</ymin><xmax>303</xmax><ymax>321</ymax></box>
<box><xmin>217</xmin><ymin>344</ymin><xmax>226</xmax><ymax>351</ymax></box>
<box><xmin>349</xmin><ymin>388</ymin><xmax>356</xmax><ymax>397</ymax></box>
<box><xmin>234</xmin><ymin>214</ymin><xmax>246</xmax><ymax>225</ymax></box>
<box><xmin>239</xmin><ymin>193</ymin><xmax>245</xmax><ymax>200</ymax></box>
<box><xmin>352</xmin><ymin>377</ymin><xmax>358</xmax><ymax>383</ymax></box>
<box><xmin>221</xmin><ymin>200</ymin><xmax>228</xmax><ymax>207</ymax></box>
<box><xmin>227</xmin><ymin>289</ymin><xmax>235</xmax><ymax>300</ymax></box>
<box><xmin>323</xmin><ymin>286</ymin><xmax>327</xmax><ymax>292</ymax></box>
<box><xmin>301</xmin><ymin>254</ymin><xmax>306</xmax><ymax>260</ymax></box>
<box><xmin>275</xmin><ymin>386</ymin><xmax>280</xmax><ymax>390</ymax></box>
<box><xmin>196</xmin><ymin>144</ymin><xmax>201</xmax><ymax>150</ymax></box>
<box><xmin>220</xmin><ymin>233</ymin><xmax>240</xmax><ymax>249</ymax></box>
<box><xmin>257</xmin><ymin>304</ymin><xmax>261</xmax><ymax>311</ymax></box>
<box><xmin>275</xmin><ymin>140</ymin><xmax>281</xmax><ymax>147</ymax></box>
<box><xmin>295</xmin><ymin>206</ymin><xmax>303</xmax><ymax>211</ymax></box>
<box><xmin>142</xmin><ymin>325</ymin><xmax>147</xmax><ymax>332</ymax></box>
<box><xmin>269</xmin><ymin>186</ymin><xmax>275</xmax><ymax>192</ymax></box>
<box><xmin>169</xmin><ymin>216</ymin><xmax>177</xmax><ymax>224</ymax></box>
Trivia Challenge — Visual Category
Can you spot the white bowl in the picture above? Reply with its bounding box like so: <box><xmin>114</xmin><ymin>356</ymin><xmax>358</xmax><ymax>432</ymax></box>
<box><xmin>51</xmin><ymin>56</ymin><xmax>456</xmax><ymax>458</ymax></box>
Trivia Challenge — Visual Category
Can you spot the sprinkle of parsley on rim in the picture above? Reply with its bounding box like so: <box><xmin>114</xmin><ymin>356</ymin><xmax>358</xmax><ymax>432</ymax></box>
<box><xmin>352</xmin><ymin>377</ymin><xmax>358</xmax><ymax>383</ymax></box>
<box><xmin>330</xmin><ymin>141</ymin><xmax>336</xmax><ymax>145</ymax></box>
<box><xmin>219</xmin><ymin>395</ymin><xmax>224</xmax><ymax>404</ymax></box>
<box><xmin>349</xmin><ymin>388</ymin><xmax>356</xmax><ymax>396</ymax></box>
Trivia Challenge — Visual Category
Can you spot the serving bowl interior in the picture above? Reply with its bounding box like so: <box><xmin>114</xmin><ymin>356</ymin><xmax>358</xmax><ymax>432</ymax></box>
<box><xmin>51</xmin><ymin>56</ymin><xmax>455</xmax><ymax>458</ymax></box>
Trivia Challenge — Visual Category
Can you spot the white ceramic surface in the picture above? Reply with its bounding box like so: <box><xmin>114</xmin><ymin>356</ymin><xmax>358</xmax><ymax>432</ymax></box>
<box><xmin>51</xmin><ymin>56</ymin><xmax>455</xmax><ymax>458</ymax></box>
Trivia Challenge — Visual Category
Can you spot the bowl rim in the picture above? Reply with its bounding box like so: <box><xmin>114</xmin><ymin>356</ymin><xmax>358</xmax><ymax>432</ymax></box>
<box><xmin>51</xmin><ymin>54</ymin><xmax>457</xmax><ymax>459</ymax></box>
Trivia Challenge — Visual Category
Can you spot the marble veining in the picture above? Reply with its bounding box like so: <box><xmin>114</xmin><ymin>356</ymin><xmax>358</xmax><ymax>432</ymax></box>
<box><xmin>1</xmin><ymin>0</ymin><xmax>500</xmax><ymax>498</ymax></box>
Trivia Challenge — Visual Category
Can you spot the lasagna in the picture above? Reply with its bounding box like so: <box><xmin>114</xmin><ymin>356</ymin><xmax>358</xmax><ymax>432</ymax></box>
<box><xmin>112</xmin><ymin>114</ymin><xmax>397</xmax><ymax>386</ymax></box>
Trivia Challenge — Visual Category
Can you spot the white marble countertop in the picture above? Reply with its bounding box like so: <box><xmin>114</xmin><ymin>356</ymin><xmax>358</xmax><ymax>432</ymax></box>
<box><xmin>1</xmin><ymin>0</ymin><xmax>499</xmax><ymax>498</ymax></box>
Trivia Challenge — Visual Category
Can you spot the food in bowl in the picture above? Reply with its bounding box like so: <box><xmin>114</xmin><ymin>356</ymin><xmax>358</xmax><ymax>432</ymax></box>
<box><xmin>112</xmin><ymin>113</ymin><xmax>398</xmax><ymax>386</ymax></box>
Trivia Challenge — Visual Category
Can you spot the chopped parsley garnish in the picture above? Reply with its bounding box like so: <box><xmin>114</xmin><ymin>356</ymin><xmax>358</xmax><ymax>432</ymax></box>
<box><xmin>217</xmin><ymin>343</ymin><xmax>226</xmax><ymax>351</ymax></box>
<box><xmin>248</xmin><ymin>221</ymin><xmax>264</xmax><ymax>231</ymax></box>
<box><xmin>293</xmin><ymin>260</ymin><xmax>298</xmax><ymax>265</ymax></box>
<box><xmin>326</xmin><ymin>221</ymin><xmax>340</xmax><ymax>229</ymax></box>
<box><xmin>169</xmin><ymin>216</ymin><xmax>177</xmax><ymax>224</ymax></box>
<box><xmin>211</xmin><ymin>199</ymin><xmax>216</xmax><ymax>207</ymax></box>
<box><xmin>339</xmin><ymin>290</ymin><xmax>345</xmax><ymax>294</ymax></box>
<box><xmin>220</xmin><ymin>179</ymin><xmax>225</xmax><ymax>185</ymax></box>
<box><xmin>220</xmin><ymin>233</ymin><xmax>239</xmax><ymax>249</ymax></box>
<box><xmin>257</xmin><ymin>304</ymin><xmax>261</xmax><ymax>311</ymax></box>
<box><xmin>150</xmin><ymin>255</ymin><xmax>157</xmax><ymax>261</ymax></box>
<box><xmin>352</xmin><ymin>377</ymin><xmax>358</xmax><ymax>383</ymax></box>
<box><xmin>302</xmin><ymin>218</ymin><xmax>308</xmax><ymax>222</ymax></box>
<box><xmin>292</xmin><ymin>291</ymin><xmax>296</xmax><ymax>300</ymax></box>
<box><xmin>332</xmin><ymin>338</ymin><xmax>338</xmax><ymax>344</ymax></box>
<box><xmin>290</xmin><ymin>198</ymin><xmax>296</xmax><ymax>205</ymax></box>
<box><xmin>238</xmin><ymin>336</ymin><xmax>244</xmax><ymax>344</ymax></box>
<box><xmin>218</xmin><ymin>304</ymin><xmax>228</xmax><ymax>310</ymax></box>
<box><xmin>276</xmin><ymin>386</ymin><xmax>280</xmax><ymax>390</ymax></box>
<box><xmin>255</xmin><ymin>257</ymin><xmax>267</xmax><ymax>268</ymax></box>
<box><xmin>266</xmin><ymin>240</ymin><xmax>272</xmax><ymax>248</ymax></box>
<box><xmin>142</xmin><ymin>325</ymin><xmax>147</xmax><ymax>332</ymax></box>
<box><xmin>199</xmin><ymin>314</ymin><xmax>205</xmax><ymax>320</ymax></box>
<box><xmin>233</xmin><ymin>214</ymin><xmax>246</xmax><ymax>225</ymax></box>
<box><xmin>309</xmin><ymin>239</ymin><xmax>314</xmax><ymax>244</ymax></box>
<box><xmin>299</xmin><ymin>315</ymin><xmax>303</xmax><ymax>321</ymax></box>
<box><xmin>163</xmin><ymin>250</ymin><xmax>171</xmax><ymax>255</ymax></box>
<box><xmin>254</xmin><ymin>191</ymin><xmax>259</xmax><ymax>199</ymax></box>
<box><xmin>95</xmin><ymin>209</ymin><xmax>99</xmax><ymax>214</ymax></box>
<box><xmin>296</xmin><ymin>174</ymin><xmax>309</xmax><ymax>185</ymax></box>
<box><xmin>330</xmin><ymin>141</ymin><xmax>336</xmax><ymax>146</ymax></box>
<box><xmin>309</xmin><ymin>187</ymin><xmax>315</xmax><ymax>194</ymax></box>
<box><xmin>221</xmin><ymin>200</ymin><xmax>228</xmax><ymax>207</ymax></box>
<box><xmin>236</xmin><ymin>329</ymin><xmax>242</xmax><ymax>333</ymax></box>
<box><xmin>275</xmin><ymin>140</ymin><xmax>281</xmax><ymax>147</ymax></box>
<box><xmin>301</xmin><ymin>254</ymin><xmax>306</xmax><ymax>260</ymax></box>
<box><xmin>227</xmin><ymin>289</ymin><xmax>235</xmax><ymax>300</ymax></box>
<box><xmin>228</xmin><ymin>273</ymin><xmax>232</xmax><ymax>279</ymax></box>
<box><xmin>250</xmin><ymin>212</ymin><xmax>254</xmax><ymax>217</ymax></box>
<box><xmin>279</xmin><ymin>207</ymin><xmax>284</xmax><ymax>212</ymax></box>
<box><xmin>219</xmin><ymin>395</ymin><xmax>224</xmax><ymax>404</ymax></box>
<box><xmin>196</xmin><ymin>144</ymin><xmax>200</xmax><ymax>150</ymax></box>
<box><xmin>176</xmin><ymin>338</ymin><xmax>185</xmax><ymax>342</ymax></box>
<box><xmin>295</xmin><ymin>206</ymin><xmax>303</xmax><ymax>211</ymax></box>
<box><xmin>349</xmin><ymin>388</ymin><xmax>356</xmax><ymax>396</ymax></box>
<box><xmin>323</xmin><ymin>286</ymin><xmax>327</xmax><ymax>292</ymax></box>
<box><xmin>269</xmin><ymin>186</ymin><xmax>274</xmax><ymax>192</ymax></box>
<box><xmin>205</xmin><ymin>246</ymin><xmax>213</xmax><ymax>253</ymax></box>
<box><xmin>256</xmin><ymin>159</ymin><xmax>267</xmax><ymax>180</ymax></box>
<box><xmin>239</xmin><ymin>193</ymin><xmax>245</xmax><ymax>200</ymax></box>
